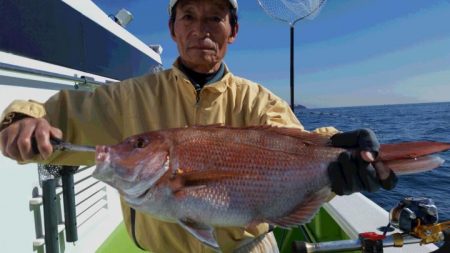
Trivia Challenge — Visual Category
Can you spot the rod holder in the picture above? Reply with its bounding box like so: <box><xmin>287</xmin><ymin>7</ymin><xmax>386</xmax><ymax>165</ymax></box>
<box><xmin>61</xmin><ymin>166</ymin><xmax>79</xmax><ymax>242</ymax></box>
<box><xmin>42</xmin><ymin>178</ymin><xmax>59</xmax><ymax>253</ymax></box>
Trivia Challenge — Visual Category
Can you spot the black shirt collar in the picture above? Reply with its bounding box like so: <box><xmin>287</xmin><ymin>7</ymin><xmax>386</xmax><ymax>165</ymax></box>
<box><xmin>178</xmin><ymin>61</ymin><xmax>225</xmax><ymax>91</ymax></box>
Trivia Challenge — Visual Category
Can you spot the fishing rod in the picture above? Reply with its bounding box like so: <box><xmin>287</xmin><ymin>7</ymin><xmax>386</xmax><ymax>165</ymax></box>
<box><xmin>32</xmin><ymin>137</ymin><xmax>95</xmax><ymax>253</ymax></box>
<box><xmin>292</xmin><ymin>197</ymin><xmax>450</xmax><ymax>253</ymax></box>
<box><xmin>292</xmin><ymin>230</ymin><xmax>450</xmax><ymax>253</ymax></box>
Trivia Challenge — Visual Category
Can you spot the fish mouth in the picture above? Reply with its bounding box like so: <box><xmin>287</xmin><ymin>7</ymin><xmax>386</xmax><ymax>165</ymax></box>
<box><xmin>120</xmin><ymin>159</ymin><xmax>170</xmax><ymax>207</ymax></box>
<box><xmin>123</xmin><ymin>188</ymin><xmax>151</xmax><ymax>207</ymax></box>
<box><xmin>93</xmin><ymin>150</ymin><xmax>113</xmax><ymax>181</ymax></box>
<box><xmin>93</xmin><ymin>157</ymin><xmax>169</xmax><ymax>206</ymax></box>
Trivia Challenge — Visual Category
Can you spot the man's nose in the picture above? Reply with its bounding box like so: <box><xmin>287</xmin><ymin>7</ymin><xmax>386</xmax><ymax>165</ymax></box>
<box><xmin>192</xmin><ymin>20</ymin><xmax>211</xmax><ymax>37</ymax></box>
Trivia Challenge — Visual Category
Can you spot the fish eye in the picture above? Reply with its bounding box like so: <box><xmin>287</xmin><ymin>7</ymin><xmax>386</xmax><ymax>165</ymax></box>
<box><xmin>135</xmin><ymin>138</ymin><xmax>147</xmax><ymax>148</ymax></box>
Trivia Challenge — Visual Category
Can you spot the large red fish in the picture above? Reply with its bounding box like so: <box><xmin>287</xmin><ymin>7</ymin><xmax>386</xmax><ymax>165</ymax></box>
<box><xmin>93</xmin><ymin>125</ymin><xmax>450</xmax><ymax>250</ymax></box>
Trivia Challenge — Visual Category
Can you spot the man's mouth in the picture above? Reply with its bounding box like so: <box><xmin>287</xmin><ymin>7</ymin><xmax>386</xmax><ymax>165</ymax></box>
<box><xmin>190</xmin><ymin>46</ymin><xmax>215</xmax><ymax>51</ymax></box>
<box><xmin>189</xmin><ymin>40</ymin><xmax>216</xmax><ymax>51</ymax></box>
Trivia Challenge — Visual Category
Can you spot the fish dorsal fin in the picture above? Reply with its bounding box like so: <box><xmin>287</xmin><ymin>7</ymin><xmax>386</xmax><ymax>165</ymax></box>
<box><xmin>191</xmin><ymin>123</ymin><xmax>224</xmax><ymax>129</ymax></box>
<box><xmin>264</xmin><ymin>188</ymin><xmax>331</xmax><ymax>228</ymax></box>
<box><xmin>264</xmin><ymin>127</ymin><xmax>330</xmax><ymax>146</ymax></box>
<box><xmin>177</xmin><ymin>218</ymin><xmax>220</xmax><ymax>251</ymax></box>
<box><xmin>192</xmin><ymin>124</ymin><xmax>330</xmax><ymax>146</ymax></box>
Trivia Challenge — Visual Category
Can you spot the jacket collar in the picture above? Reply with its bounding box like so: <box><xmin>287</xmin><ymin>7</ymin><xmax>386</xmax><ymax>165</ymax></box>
<box><xmin>171</xmin><ymin>59</ymin><xmax>231</xmax><ymax>93</ymax></box>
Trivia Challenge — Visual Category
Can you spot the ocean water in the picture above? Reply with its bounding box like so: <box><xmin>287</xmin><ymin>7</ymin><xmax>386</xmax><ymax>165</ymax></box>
<box><xmin>294</xmin><ymin>102</ymin><xmax>450</xmax><ymax>222</ymax></box>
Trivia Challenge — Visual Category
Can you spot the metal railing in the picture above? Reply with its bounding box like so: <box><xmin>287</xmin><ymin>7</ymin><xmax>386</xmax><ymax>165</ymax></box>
<box><xmin>30</xmin><ymin>165</ymin><xmax>108</xmax><ymax>253</ymax></box>
<box><xmin>0</xmin><ymin>62</ymin><xmax>108</xmax><ymax>86</ymax></box>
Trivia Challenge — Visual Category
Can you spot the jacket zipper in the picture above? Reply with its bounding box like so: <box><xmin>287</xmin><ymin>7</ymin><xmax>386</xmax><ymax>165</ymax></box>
<box><xmin>191</xmin><ymin>81</ymin><xmax>208</xmax><ymax>123</ymax></box>
<box><xmin>194</xmin><ymin>87</ymin><xmax>202</xmax><ymax>123</ymax></box>
<box><xmin>195</xmin><ymin>87</ymin><xmax>201</xmax><ymax>105</ymax></box>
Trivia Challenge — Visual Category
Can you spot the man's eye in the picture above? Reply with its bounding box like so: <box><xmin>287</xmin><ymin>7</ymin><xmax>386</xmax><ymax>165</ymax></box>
<box><xmin>182</xmin><ymin>14</ymin><xmax>194</xmax><ymax>20</ymax></box>
<box><xmin>210</xmin><ymin>16</ymin><xmax>223</xmax><ymax>23</ymax></box>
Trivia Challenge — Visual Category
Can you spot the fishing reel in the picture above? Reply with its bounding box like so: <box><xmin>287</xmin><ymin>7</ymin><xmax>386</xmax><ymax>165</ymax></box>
<box><xmin>388</xmin><ymin>197</ymin><xmax>450</xmax><ymax>246</ymax></box>
<box><xmin>389</xmin><ymin>197</ymin><xmax>438</xmax><ymax>234</ymax></box>
<box><xmin>291</xmin><ymin>197</ymin><xmax>450</xmax><ymax>253</ymax></box>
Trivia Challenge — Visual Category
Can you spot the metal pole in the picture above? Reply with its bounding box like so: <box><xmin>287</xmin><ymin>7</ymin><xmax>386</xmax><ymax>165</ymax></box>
<box><xmin>0</xmin><ymin>62</ymin><xmax>107</xmax><ymax>86</ymax></box>
<box><xmin>290</xmin><ymin>25</ymin><xmax>295</xmax><ymax>110</ymax></box>
<box><xmin>61</xmin><ymin>166</ymin><xmax>79</xmax><ymax>243</ymax></box>
<box><xmin>42</xmin><ymin>179</ymin><xmax>59</xmax><ymax>253</ymax></box>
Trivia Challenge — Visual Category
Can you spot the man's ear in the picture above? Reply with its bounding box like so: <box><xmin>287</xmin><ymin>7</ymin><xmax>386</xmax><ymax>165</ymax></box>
<box><xmin>228</xmin><ymin>23</ymin><xmax>239</xmax><ymax>44</ymax></box>
<box><xmin>169</xmin><ymin>20</ymin><xmax>176</xmax><ymax>40</ymax></box>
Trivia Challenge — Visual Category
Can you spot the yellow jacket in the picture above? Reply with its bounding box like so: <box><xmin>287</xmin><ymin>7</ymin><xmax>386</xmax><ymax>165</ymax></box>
<box><xmin>2</xmin><ymin>63</ymin><xmax>309</xmax><ymax>252</ymax></box>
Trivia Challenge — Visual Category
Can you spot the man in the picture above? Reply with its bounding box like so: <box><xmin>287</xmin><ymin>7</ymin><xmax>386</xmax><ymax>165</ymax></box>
<box><xmin>0</xmin><ymin>0</ymin><xmax>396</xmax><ymax>252</ymax></box>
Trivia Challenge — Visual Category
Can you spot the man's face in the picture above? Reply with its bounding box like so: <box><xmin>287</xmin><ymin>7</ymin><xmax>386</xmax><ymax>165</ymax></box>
<box><xmin>170</xmin><ymin>0</ymin><xmax>238</xmax><ymax>73</ymax></box>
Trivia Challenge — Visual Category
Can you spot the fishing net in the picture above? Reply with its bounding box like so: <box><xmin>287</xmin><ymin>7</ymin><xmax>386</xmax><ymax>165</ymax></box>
<box><xmin>257</xmin><ymin>0</ymin><xmax>326</xmax><ymax>25</ymax></box>
<box><xmin>256</xmin><ymin>0</ymin><xmax>327</xmax><ymax>109</ymax></box>
<box><xmin>38</xmin><ymin>164</ymin><xmax>62</xmax><ymax>186</ymax></box>
<box><xmin>37</xmin><ymin>164</ymin><xmax>80</xmax><ymax>187</ymax></box>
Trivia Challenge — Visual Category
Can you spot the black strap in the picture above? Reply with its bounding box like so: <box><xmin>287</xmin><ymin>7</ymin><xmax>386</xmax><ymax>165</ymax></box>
<box><xmin>130</xmin><ymin>207</ymin><xmax>145</xmax><ymax>250</ymax></box>
<box><xmin>432</xmin><ymin>229</ymin><xmax>450</xmax><ymax>253</ymax></box>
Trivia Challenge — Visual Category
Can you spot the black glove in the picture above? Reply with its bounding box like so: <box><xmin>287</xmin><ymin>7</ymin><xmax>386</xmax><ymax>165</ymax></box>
<box><xmin>328</xmin><ymin>128</ymin><xmax>398</xmax><ymax>195</ymax></box>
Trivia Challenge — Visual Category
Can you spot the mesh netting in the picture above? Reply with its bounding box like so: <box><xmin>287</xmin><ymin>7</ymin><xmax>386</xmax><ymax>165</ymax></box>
<box><xmin>38</xmin><ymin>164</ymin><xmax>63</xmax><ymax>186</ymax></box>
<box><xmin>257</xmin><ymin>0</ymin><xmax>326</xmax><ymax>25</ymax></box>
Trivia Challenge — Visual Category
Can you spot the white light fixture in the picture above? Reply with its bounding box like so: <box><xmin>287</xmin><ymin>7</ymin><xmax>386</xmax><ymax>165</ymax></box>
<box><xmin>114</xmin><ymin>9</ymin><xmax>133</xmax><ymax>28</ymax></box>
<box><xmin>148</xmin><ymin>44</ymin><xmax>163</xmax><ymax>55</ymax></box>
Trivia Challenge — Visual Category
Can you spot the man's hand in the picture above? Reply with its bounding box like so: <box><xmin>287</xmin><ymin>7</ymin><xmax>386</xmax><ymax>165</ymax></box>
<box><xmin>328</xmin><ymin>128</ymin><xmax>398</xmax><ymax>195</ymax></box>
<box><xmin>0</xmin><ymin>117</ymin><xmax>62</xmax><ymax>161</ymax></box>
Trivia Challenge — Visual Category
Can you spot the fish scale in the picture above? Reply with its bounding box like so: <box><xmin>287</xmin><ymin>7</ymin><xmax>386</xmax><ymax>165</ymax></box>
<box><xmin>93</xmin><ymin>125</ymin><xmax>450</xmax><ymax>250</ymax></box>
<box><xmin>169</xmin><ymin>134</ymin><xmax>333</xmax><ymax>225</ymax></box>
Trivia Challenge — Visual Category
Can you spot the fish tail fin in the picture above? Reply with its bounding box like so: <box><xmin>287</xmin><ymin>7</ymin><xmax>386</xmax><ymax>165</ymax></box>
<box><xmin>379</xmin><ymin>141</ymin><xmax>450</xmax><ymax>175</ymax></box>
<box><xmin>383</xmin><ymin>155</ymin><xmax>445</xmax><ymax>175</ymax></box>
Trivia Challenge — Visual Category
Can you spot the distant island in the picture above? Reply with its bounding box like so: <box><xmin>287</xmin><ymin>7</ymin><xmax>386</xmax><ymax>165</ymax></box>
<box><xmin>294</xmin><ymin>104</ymin><xmax>307</xmax><ymax>109</ymax></box>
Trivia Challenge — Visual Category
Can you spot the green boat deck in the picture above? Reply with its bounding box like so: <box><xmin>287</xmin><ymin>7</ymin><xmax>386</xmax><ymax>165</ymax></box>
<box><xmin>96</xmin><ymin>208</ymin><xmax>356</xmax><ymax>253</ymax></box>
<box><xmin>96</xmin><ymin>223</ymin><xmax>146</xmax><ymax>253</ymax></box>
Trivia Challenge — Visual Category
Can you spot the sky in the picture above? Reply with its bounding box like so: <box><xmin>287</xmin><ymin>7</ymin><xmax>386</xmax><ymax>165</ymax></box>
<box><xmin>92</xmin><ymin>0</ymin><xmax>450</xmax><ymax>108</ymax></box>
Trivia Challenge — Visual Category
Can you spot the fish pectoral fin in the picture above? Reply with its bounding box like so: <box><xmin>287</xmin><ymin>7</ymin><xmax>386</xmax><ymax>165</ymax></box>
<box><xmin>178</xmin><ymin>218</ymin><xmax>220</xmax><ymax>251</ymax></box>
<box><xmin>173</xmin><ymin>185</ymin><xmax>208</xmax><ymax>199</ymax></box>
<box><xmin>265</xmin><ymin>188</ymin><xmax>331</xmax><ymax>228</ymax></box>
<box><xmin>170</xmin><ymin>168</ymin><xmax>215</xmax><ymax>198</ymax></box>
<box><xmin>172</xmin><ymin>169</ymin><xmax>238</xmax><ymax>198</ymax></box>
<box><xmin>177</xmin><ymin>168</ymin><xmax>239</xmax><ymax>183</ymax></box>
